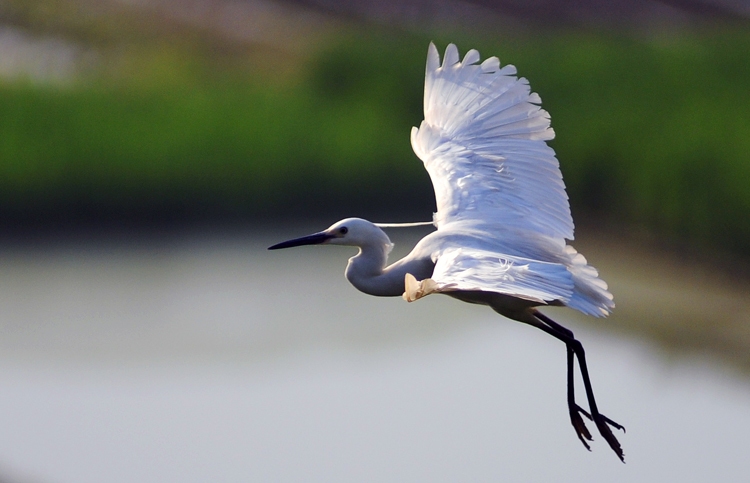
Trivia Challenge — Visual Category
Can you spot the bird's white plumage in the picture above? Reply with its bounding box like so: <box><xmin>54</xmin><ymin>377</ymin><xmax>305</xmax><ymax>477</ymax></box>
<box><xmin>411</xmin><ymin>43</ymin><xmax>572</xmax><ymax>238</ymax></box>
<box><xmin>431</xmin><ymin>247</ymin><xmax>573</xmax><ymax>304</ymax></box>
<box><xmin>410</xmin><ymin>43</ymin><xmax>613</xmax><ymax>316</ymax></box>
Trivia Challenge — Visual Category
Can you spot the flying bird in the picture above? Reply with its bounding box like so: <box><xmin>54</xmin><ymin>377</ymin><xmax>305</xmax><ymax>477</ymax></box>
<box><xmin>269</xmin><ymin>43</ymin><xmax>625</xmax><ymax>461</ymax></box>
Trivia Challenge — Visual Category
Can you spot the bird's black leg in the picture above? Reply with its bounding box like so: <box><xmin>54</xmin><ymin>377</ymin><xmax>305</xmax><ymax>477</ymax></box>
<box><xmin>533</xmin><ymin>311</ymin><xmax>625</xmax><ymax>462</ymax></box>
<box><xmin>534</xmin><ymin>315</ymin><xmax>593</xmax><ymax>443</ymax></box>
<box><xmin>532</xmin><ymin>315</ymin><xmax>593</xmax><ymax>449</ymax></box>
<box><xmin>566</xmin><ymin>343</ymin><xmax>594</xmax><ymax>449</ymax></box>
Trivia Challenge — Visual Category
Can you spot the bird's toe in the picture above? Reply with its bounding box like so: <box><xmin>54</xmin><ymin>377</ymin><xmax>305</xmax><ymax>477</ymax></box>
<box><xmin>569</xmin><ymin>404</ymin><xmax>593</xmax><ymax>450</ymax></box>
<box><xmin>594</xmin><ymin>414</ymin><xmax>625</xmax><ymax>463</ymax></box>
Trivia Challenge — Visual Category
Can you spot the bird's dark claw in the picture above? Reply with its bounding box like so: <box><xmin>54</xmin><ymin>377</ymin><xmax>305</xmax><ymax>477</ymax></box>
<box><xmin>594</xmin><ymin>413</ymin><xmax>626</xmax><ymax>463</ymax></box>
<box><xmin>600</xmin><ymin>414</ymin><xmax>625</xmax><ymax>433</ymax></box>
<box><xmin>569</xmin><ymin>404</ymin><xmax>593</xmax><ymax>450</ymax></box>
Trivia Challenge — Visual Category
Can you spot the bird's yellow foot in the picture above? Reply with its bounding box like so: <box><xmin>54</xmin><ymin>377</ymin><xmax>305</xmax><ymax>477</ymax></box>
<box><xmin>403</xmin><ymin>273</ymin><xmax>439</xmax><ymax>302</ymax></box>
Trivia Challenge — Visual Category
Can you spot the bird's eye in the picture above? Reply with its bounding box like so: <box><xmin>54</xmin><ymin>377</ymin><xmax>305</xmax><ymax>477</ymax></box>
<box><xmin>339</xmin><ymin>227</ymin><xmax>348</xmax><ymax>235</ymax></box>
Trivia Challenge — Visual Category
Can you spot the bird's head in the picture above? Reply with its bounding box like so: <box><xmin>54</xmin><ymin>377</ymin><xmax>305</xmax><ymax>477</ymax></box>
<box><xmin>268</xmin><ymin>218</ymin><xmax>392</xmax><ymax>251</ymax></box>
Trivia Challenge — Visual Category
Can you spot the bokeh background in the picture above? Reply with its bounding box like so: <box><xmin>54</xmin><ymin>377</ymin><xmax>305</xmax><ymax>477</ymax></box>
<box><xmin>1</xmin><ymin>1</ymin><xmax>749</xmax><ymax>481</ymax></box>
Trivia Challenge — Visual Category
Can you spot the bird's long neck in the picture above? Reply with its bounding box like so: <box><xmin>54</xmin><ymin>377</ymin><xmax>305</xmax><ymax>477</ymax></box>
<box><xmin>345</xmin><ymin>243</ymin><xmax>406</xmax><ymax>297</ymax></box>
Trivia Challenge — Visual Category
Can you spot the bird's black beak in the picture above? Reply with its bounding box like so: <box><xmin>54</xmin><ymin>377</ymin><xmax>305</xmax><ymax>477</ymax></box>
<box><xmin>268</xmin><ymin>231</ymin><xmax>335</xmax><ymax>250</ymax></box>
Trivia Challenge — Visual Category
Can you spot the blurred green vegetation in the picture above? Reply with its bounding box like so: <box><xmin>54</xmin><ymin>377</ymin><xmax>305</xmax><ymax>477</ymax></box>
<box><xmin>0</xmin><ymin>25</ymin><xmax>749</xmax><ymax>255</ymax></box>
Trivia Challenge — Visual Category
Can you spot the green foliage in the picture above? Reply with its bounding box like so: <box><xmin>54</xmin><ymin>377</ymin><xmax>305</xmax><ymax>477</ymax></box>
<box><xmin>0</xmin><ymin>28</ymin><xmax>749</xmax><ymax>254</ymax></box>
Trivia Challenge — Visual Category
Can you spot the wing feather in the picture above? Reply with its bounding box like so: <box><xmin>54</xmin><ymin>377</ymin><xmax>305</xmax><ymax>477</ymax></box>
<box><xmin>408</xmin><ymin>44</ymin><xmax>614</xmax><ymax>316</ymax></box>
<box><xmin>430</xmin><ymin>247</ymin><xmax>574</xmax><ymax>304</ymax></box>
<box><xmin>411</xmin><ymin>43</ymin><xmax>573</xmax><ymax>240</ymax></box>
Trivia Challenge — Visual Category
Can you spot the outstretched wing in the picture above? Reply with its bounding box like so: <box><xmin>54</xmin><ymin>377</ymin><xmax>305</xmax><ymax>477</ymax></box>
<box><xmin>411</xmin><ymin>43</ymin><xmax>574</xmax><ymax>241</ymax></box>
<box><xmin>405</xmin><ymin>44</ymin><xmax>613</xmax><ymax>316</ymax></box>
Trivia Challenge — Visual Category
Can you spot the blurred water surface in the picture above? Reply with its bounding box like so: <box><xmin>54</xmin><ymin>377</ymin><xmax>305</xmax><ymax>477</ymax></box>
<box><xmin>0</xmin><ymin>227</ymin><xmax>748</xmax><ymax>482</ymax></box>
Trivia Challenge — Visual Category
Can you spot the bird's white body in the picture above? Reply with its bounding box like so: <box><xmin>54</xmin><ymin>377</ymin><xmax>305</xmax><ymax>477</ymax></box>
<box><xmin>270</xmin><ymin>43</ymin><xmax>624</xmax><ymax>460</ymax></box>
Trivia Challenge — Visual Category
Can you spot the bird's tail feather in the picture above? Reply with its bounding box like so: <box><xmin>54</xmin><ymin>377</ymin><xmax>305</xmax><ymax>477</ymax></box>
<box><xmin>564</xmin><ymin>245</ymin><xmax>614</xmax><ymax>317</ymax></box>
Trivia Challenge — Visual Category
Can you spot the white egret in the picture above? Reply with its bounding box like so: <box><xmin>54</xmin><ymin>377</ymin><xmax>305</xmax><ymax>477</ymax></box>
<box><xmin>269</xmin><ymin>43</ymin><xmax>624</xmax><ymax>461</ymax></box>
